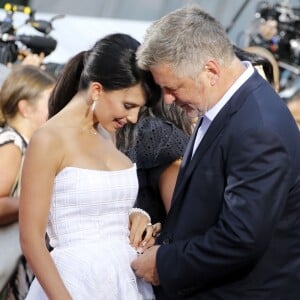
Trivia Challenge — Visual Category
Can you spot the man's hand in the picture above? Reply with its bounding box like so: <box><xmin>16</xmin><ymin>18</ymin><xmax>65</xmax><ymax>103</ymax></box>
<box><xmin>131</xmin><ymin>245</ymin><xmax>160</xmax><ymax>286</ymax></box>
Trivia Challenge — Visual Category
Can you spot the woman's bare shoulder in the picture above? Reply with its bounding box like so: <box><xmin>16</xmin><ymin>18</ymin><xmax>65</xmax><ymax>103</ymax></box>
<box><xmin>30</xmin><ymin>122</ymin><xmax>64</xmax><ymax>147</ymax></box>
<box><xmin>25</xmin><ymin>123</ymin><xmax>67</xmax><ymax>174</ymax></box>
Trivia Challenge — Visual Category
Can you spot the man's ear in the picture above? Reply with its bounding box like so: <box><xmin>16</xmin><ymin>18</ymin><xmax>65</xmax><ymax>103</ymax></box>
<box><xmin>204</xmin><ymin>60</ymin><xmax>220</xmax><ymax>86</ymax></box>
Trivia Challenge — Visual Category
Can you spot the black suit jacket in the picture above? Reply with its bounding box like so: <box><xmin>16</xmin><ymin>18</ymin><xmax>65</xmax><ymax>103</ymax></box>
<box><xmin>155</xmin><ymin>71</ymin><xmax>300</xmax><ymax>299</ymax></box>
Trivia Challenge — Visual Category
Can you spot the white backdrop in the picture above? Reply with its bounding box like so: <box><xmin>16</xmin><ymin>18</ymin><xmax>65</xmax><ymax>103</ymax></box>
<box><xmin>0</xmin><ymin>9</ymin><xmax>151</xmax><ymax>64</ymax></box>
<box><xmin>1</xmin><ymin>0</ymin><xmax>300</xmax><ymax>64</ymax></box>
<box><xmin>28</xmin><ymin>0</ymin><xmax>300</xmax><ymax>48</ymax></box>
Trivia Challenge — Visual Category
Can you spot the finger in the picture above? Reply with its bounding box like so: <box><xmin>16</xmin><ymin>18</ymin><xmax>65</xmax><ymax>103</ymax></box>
<box><xmin>142</xmin><ymin>224</ymin><xmax>154</xmax><ymax>244</ymax></box>
<box><xmin>131</xmin><ymin>257</ymin><xmax>144</xmax><ymax>278</ymax></box>
<box><xmin>131</xmin><ymin>261</ymin><xmax>140</xmax><ymax>277</ymax></box>
<box><xmin>152</xmin><ymin>278</ymin><xmax>160</xmax><ymax>286</ymax></box>
<box><xmin>130</xmin><ymin>224</ymin><xmax>146</xmax><ymax>248</ymax></box>
<box><xmin>129</xmin><ymin>214</ymin><xmax>150</xmax><ymax>247</ymax></box>
<box><xmin>137</xmin><ymin>224</ymin><xmax>155</xmax><ymax>252</ymax></box>
<box><xmin>141</xmin><ymin>236</ymin><xmax>155</xmax><ymax>249</ymax></box>
<box><xmin>152</xmin><ymin>222</ymin><xmax>162</xmax><ymax>237</ymax></box>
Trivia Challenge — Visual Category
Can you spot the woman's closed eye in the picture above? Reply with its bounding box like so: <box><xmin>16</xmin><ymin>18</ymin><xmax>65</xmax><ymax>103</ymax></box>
<box><xmin>124</xmin><ymin>103</ymin><xmax>139</xmax><ymax>110</ymax></box>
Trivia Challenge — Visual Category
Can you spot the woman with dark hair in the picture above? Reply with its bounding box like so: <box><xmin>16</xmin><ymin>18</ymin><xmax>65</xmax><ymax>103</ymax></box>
<box><xmin>19</xmin><ymin>33</ymin><xmax>160</xmax><ymax>299</ymax></box>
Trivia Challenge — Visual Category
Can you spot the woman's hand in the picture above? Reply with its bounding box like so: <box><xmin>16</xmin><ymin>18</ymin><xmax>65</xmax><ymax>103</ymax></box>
<box><xmin>137</xmin><ymin>222</ymin><xmax>161</xmax><ymax>253</ymax></box>
<box><xmin>128</xmin><ymin>209</ymin><xmax>161</xmax><ymax>251</ymax></box>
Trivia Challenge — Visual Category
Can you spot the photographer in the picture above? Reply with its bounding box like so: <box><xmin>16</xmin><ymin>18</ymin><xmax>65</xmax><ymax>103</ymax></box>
<box><xmin>246</xmin><ymin>1</ymin><xmax>300</xmax><ymax>97</ymax></box>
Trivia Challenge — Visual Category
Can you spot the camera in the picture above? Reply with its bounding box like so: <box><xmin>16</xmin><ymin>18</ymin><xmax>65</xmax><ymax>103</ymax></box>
<box><xmin>0</xmin><ymin>3</ymin><xmax>60</xmax><ymax>65</ymax></box>
<box><xmin>249</xmin><ymin>1</ymin><xmax>300</xmax><ymax>66</ymax></box>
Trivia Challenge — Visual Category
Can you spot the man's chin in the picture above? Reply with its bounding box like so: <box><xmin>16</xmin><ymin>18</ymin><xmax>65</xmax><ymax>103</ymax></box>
<box><xmin>175</xmin><ymin>102</ymin><xmax>200</xmax><ymax>118</ymax></box>
<box><xmin>182</xmin><ymin>105</ymin><xmax>199</xmax><ymax>118</ymax></box>
<box><xmin>187</xmin><ymin>110</ymin><xmax>200</xmax><ymax>118</ymax></box>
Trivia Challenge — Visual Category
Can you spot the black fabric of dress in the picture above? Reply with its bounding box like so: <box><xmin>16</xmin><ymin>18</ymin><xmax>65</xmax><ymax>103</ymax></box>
<box><xmin>123</xmin><ymin>116</ymin><xmax>189</xmax><ymax>224</ymax></box>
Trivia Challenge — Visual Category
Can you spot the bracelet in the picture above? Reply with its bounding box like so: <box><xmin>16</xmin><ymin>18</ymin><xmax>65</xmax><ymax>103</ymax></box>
<box><xmin>129</xmin><ymin>208</ymin><xmax>151</xmax><ymax>223</ymax></box>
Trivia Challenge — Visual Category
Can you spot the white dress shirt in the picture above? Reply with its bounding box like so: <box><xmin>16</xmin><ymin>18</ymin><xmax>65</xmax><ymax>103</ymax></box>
<box><xmin>192</xmin><ymin>61</ymin><xmax>254</xmax><ymax>157</ymax></box>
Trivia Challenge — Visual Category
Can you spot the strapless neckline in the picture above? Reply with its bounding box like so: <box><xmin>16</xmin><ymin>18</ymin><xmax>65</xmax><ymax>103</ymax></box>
<box><xmin>56</xmin><ymin>163</ymin><xmax>136</xmax><ymax>177</ymax></box>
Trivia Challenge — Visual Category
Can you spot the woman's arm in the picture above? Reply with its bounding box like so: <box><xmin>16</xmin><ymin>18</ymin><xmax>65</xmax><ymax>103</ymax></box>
<box><xmin>0</xmin><ymin>197</ymin><xmax>19</xmax><ymax>225</ymax></box>
<box><xmin>19</xmin><ymin>129</ymin><xmax>72</xmax><ymax>299</ymax></box>
<box><xmin>158</xmin><ymin>159</ymin><xmax>181</xmax><ymax>213</ymax></box>
<box><xmin>0</xmin><ymin>143</ymin><xmax>22</xmax><ymax>224</ymax></box>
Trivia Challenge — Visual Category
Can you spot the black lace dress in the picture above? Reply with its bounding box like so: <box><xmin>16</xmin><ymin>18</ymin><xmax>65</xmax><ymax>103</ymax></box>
<box><xmin>123</xmin><ymin>116</ymin><xmax>189</xmax><ymax>224</ymax></box>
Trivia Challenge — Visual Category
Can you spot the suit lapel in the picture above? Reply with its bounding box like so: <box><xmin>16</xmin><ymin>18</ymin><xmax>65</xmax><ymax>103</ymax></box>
<box><xmin>171</xmin><ymin>105</ymin><xmax>231</xmax><ymax>210</ymax></box>
<box><xmin>180</xmin><ymin>117</ymin><xmax>203</xmax><ymax>170</ymax></box>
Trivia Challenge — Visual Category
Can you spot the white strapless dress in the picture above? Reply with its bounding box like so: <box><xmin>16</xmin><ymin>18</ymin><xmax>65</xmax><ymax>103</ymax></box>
<box><xmin>26</xmin><ymin>165</ymin><xmax>154</xmax><ymax>300</ymax></box>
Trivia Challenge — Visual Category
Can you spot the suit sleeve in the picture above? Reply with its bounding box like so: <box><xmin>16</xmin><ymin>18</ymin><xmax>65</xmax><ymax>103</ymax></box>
<box><xmin>157</xmin><ymin>127</ymin><xmax>292</xmax><ymax>292</ymax></box>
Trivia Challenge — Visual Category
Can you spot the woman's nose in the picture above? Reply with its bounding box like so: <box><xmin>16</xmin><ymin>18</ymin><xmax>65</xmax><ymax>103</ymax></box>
<box><xmin>163</xmin><ymin>91</ymin><xmax>176</xmax><ymax>104</ymax></box>
<box><xmin>127</xmin><ymin>111</ymin><xmax>139</xmax><ymax>124</ymax></box>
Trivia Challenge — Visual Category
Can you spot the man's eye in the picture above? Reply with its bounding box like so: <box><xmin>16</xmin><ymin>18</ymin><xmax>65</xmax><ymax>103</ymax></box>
<box><xmin>164</xmin><ymin>87</ymin><xmax>176</xmax><ymax>93</ymax></box>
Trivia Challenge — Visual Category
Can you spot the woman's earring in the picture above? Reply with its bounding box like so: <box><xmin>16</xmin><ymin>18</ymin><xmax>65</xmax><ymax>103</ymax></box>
<box><xmin>91</xmin><ymin>101</ymin><xmax>96</xmax><ymax>112</ymax></box>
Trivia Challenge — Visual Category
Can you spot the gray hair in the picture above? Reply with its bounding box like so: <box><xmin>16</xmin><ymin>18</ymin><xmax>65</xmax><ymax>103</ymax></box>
<box><xmin>137</xmin><ymin>5</ymin><xmax>235</xmax><ymax>78</ymax></box>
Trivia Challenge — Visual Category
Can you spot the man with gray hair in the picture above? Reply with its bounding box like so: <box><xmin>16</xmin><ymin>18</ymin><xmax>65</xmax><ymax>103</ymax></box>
<box><xmin>131</xmin><ymin>5</ymin><xmax>300</xmax><ymax>300</ymax></box>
